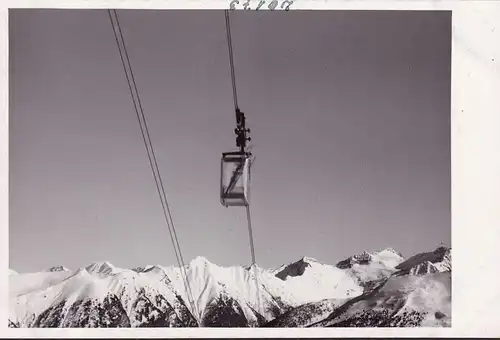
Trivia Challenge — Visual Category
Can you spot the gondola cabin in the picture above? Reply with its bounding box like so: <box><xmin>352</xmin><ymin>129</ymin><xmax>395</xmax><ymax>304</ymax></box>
<box><xmin>220</xmin><ymin>152</ymin><xmax>251</xmax><ymax>207</ymax></box>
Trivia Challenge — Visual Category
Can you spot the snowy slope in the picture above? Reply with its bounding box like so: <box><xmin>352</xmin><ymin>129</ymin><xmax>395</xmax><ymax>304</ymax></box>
<box><xmin>309</xmin><ymin>271</ymin><xmax>451</xmax><ymax>327</ymax></box>
<box><xmin>270</xmin><ymin>257</ymin><xmax>362</xmax><ymax>304</ymax></box>
<box><xmin>9</xmin><ymin>265</ymin><xmax>196</xmax><ymax>328</ymax></box>
<box><xmin>266</xmin><ymin>247</ymin><xmax>451</xmax><ymax>328</ymax></box>
<box><xmin>264</xmin><ymin>298</ymin><xmax>350</xmax><ymax>327</ymax></box>
<box><xmin>9</xmin><ymin>246</ymin><xmax>452</xmax><ymax>328</ymax></box>
<box><xmin>10</xmin><ymin>268</ymin><xmax>110</xmax><ymax>327</ymax></box>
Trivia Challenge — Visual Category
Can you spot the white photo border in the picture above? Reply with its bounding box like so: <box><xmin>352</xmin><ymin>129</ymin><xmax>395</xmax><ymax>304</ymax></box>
<box><xmin>2</xmin><ymin>0</ymin><xmax>499</xmax><ymax>337</ymax></box>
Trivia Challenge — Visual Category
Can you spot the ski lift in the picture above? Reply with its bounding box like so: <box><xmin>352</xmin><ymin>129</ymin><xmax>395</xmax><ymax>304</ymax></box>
<box><xmin>221</xmin><ymin>11</ymin><xmax>253</xmax><ymax>208</ymax></box>
<box><xmin>220</xmin><ymin>108</ymin><xmax>252</xmax><ymax>207</ymax></box>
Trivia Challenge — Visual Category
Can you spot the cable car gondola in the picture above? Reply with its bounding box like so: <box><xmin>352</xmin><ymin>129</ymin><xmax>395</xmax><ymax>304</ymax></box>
<box><xmin>220</xmin><ymin>108</ymin><xmax>252</xmax><ymax>207</ymax></box>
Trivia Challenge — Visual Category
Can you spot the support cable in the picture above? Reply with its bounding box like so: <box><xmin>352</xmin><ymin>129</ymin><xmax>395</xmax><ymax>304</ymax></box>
<box><xmin>246</xmin><ymin>204</ymin><xmax>262</xmax><ymax>324</ymax></box>
<box><xmin>225</xmin><ymin>9</ymin><xmax>262</xmax><ymax>322</ymax></box>
<box><xmin>225</xmin><ymin>9</ymin><xmax>239</xmax><ymax>112</ymax></box>
<box><xmin>107</xmin><ymin>9</ymin><xmax>199</xmax><ymax>325</ymax></box>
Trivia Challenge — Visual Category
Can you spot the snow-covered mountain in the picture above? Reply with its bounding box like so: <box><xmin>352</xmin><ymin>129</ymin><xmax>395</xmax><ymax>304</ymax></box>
<box><xmin>8</xmin><ymin>246</ymin><xmax>451</xmax><ymax>328</ymax></box>
<box><xmin>309</xmin><ymin>271</ymin><xmax>451</xmax><ymax>327</ymax></box>
<box><xmin>266</xmin><ymin>247</ymin><xmax>451</xmax><ymax>327</ymax></box>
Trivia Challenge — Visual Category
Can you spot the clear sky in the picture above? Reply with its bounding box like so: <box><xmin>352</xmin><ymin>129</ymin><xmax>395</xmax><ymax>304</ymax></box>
<box><xmin>9</xmin><ymin>9</ymin><xmax>451</xmax><ymax>273</ymax></box>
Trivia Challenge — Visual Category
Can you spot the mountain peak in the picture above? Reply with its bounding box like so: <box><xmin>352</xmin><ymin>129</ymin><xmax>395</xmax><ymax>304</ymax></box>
<box><xmin>433</xmin><ymin>246</ymin><xmax>450</xmax><ymax>256</ymax></box>
<box><xmin>46</xmin><ymin>265</ymin><xmax>70</xmax><ymax>272</ymax></box>
<box><xmin>189</xmin><ymin>256</ymin><xmax>212</xmax><ymax>267</ymax></box>
<box><xmin>374</xmin><ymin>247</ymin><xmax>404</xmax><ymax>258</ymax></box>
<box><xmin>336</xmin><ymin>251</ymin><xmax>373</xmax><ymax>269</ymax></box>
<box><xmin>395</xmin><ymin>246</ymin><xmax>451</xmax><ymax>274</ymax></box>
<box><xmin>301</xmin><ymin>256</ymin><xmax>319</xmax><ymax>264</ymax></box>
<box><xmin>275</xmin><ymin>256</ymin><xmax>316</xmax><ymax>281</ymax></box>
<box><xmin>85</xmin><ymin>261</ymin><xmax>116</xmax><ymax>275</ymax></box>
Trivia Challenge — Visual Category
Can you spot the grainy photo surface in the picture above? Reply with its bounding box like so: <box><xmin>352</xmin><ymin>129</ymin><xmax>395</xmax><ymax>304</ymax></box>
<box><xmin>9</xmin><ymin>9</ymin><xmax>451</xmax><ymax>328</ymax></box>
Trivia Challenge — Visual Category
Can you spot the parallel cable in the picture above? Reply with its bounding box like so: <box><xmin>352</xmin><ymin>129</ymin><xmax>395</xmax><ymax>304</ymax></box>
<box><xmin>111</xmin><ymin>11</ymin><xmax>195</xmax><ymax>307</ymax></box>
<box><xmin>107</xmin><ymin>9</ymin><xmax>199</xmax><ymax>325</ymax></box>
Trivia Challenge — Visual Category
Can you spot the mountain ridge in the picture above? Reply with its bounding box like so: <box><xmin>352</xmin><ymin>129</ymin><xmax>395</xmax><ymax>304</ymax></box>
<box><xmin>9</xmin><ymin>246</ymin><xmax>444</xmax><ymax>275</ymax></box>
<box><xmin>9</xmin><ymin>246</ymin><xmax>451</xmax><ymax>328</ymax></box>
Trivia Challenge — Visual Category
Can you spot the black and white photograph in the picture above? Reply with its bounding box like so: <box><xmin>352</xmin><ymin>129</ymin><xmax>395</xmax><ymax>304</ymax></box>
<box><xmin>8</xmin><ymin>7</ymin><xmax>454</xmax><ymax>329</ymax></box>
